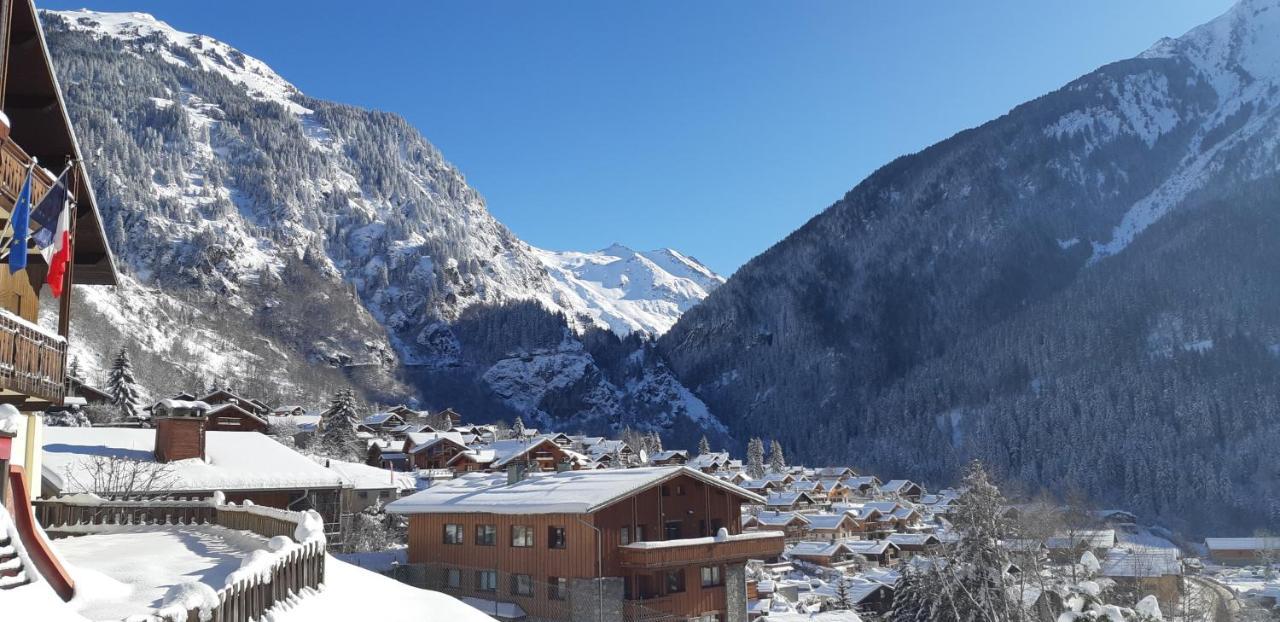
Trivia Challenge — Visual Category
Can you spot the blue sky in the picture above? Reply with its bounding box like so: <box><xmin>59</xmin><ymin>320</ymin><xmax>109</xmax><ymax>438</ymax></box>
<box><xmin>44</xmin><ymin>0</ymin><xmax>1235</xmax><ymax>274</ymax></box>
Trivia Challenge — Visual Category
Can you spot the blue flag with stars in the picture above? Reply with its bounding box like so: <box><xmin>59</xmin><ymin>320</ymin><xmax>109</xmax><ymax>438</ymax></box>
<box><xmin>9</xmin><ymin>169</ymin><xmax>31</xmax><ymax>274</ymax></box>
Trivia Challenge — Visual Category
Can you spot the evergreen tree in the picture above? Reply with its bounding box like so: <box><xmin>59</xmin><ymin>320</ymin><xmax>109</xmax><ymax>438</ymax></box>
<box><xmin>67</xmin><ymin>356</ymin><xmax>82</xmax><ymax>383</ymax></box>
<box><xmin>648</xmin><ymin>431</ymin><xmax>663</xmax><ymax>453</ymax></box>
<box><xmin>512</xmin><ymin>415</ymin><xmax>526</xmax><ymax>438</ymax></box>
<box><xmin>832</xmin><ymin>575</ymin><xmax>855</xmax><ymax>610</ymax></box>
<box><xmin>746</xmin><ymin>437</ymin><xmax>766</xmax><ymax>478</ymax></box>
<box><xmin>769</xmin><ymin>439</ymin><xmax>786</xmax><ymax>473</ymax></box>
<box><xmin>698</xmin><ymin>435</ymin><xmax>711</xmax><ymax>456</ymax></box>
<box><xmin>107</xmin><ymin>346</ymin><xmax>143</xmax><ymax>421</ymax></box>
<box><xmin>320</xmin><ymin>389</ymin><xmax>361</xmax><ymax>459</ymax></box>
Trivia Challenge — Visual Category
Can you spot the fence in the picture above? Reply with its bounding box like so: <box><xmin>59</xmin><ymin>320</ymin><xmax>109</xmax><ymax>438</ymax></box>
<box><xmin>34</xmin><ymin>493</ymin><xmax>327</xmax><ymax>622</ymax></box>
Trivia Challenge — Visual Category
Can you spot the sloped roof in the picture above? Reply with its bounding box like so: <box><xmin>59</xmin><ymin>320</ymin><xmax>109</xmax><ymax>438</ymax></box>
<box><xmin>42</xmin><ymin>427</ymin><xmax>341</xmax><ymax>492</ymax></box>
<box><xmin>386</xmin><ymin>466</ymin><xmax>764</xmax><ymax>515</ymax></box>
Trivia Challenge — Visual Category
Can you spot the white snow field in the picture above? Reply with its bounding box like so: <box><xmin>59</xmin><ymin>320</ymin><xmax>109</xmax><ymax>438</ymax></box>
<box><xmin>53</xmin><ymin>525</ymin><xmax>260</xmax><ymax>620</ymax></box>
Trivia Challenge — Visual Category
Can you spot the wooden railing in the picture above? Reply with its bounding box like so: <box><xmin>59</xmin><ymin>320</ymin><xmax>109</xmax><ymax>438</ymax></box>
<box><xmin>0</xmin><ymin>309</ymin><xmax>65</xmax><ymax>403</ymax></box>
<box><xmin>0</xmin><ymin>139</ymin><xmax>54</xmax><ymax>210</ymax></box>
<box><xmin>34</xmin><ymin>494</ymin><xmax>327</xmax><ymax>622</ymax></box>
<box><xmin>618</xmin><ymin>532</ymin><xmax>786</xmax><ymax>569</ymax></box>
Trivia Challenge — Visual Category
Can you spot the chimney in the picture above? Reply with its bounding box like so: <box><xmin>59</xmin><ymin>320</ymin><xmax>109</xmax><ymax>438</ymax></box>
<box><xmin>154</xmin><ymin>400</ymin><xmax>209</xmax><ymax>463</ymax></box>
<box><xmin>507</xmin><ymin>461</ymin><xmax>527</xmax><ymax>486</ymax></box>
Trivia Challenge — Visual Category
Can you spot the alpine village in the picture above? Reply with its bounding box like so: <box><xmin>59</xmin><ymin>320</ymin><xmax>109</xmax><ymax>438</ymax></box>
<box><xmin>0</xmin><ymin>0</ymin><xmax>1278</xmax><ymax>621</ymax></box>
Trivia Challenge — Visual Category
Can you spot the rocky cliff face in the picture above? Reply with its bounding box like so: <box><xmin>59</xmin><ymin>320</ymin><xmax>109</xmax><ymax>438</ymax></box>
<box><xmin>44</xmin><ymin>10</ymin><xmax>726</xmax><ymax>441</ymax></box>
<box><xmin>660</xmin><ymin>0</ymin><xmax>1280</xmax><ymax>532</ymax></box>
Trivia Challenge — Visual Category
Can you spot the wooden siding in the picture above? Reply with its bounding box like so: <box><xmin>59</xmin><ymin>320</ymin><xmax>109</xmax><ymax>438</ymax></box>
<box><xmin>154</xmin><ymin>417</ymin><xmax>205</xmax><ymax>462</ymax></box>
<box><xmin>406</xmin><ymin>512</ymin><xmax>598</xmax><ymax>621</ymax></box>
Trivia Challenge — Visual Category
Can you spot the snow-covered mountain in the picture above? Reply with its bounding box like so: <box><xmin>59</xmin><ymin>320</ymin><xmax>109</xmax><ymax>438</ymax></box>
<box><xmin>534</xmin><ymin>244</ymin><xmax>724</xmax><ymax>336</ymax></box>
<box><xmin>43</xmin><ymin>10</ymin><xmax>725</xmax><ymax>440</ymax></box>
<box><xmin>661</xmin><ymin>0</ymin><xmax>1280</xmax><ymax>533</ymax></box>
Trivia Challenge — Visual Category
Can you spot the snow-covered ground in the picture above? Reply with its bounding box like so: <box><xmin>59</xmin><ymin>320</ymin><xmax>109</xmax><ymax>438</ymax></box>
<box><xmin>264</xmin><ymin>555</ymin><xmax>493</xmax><ymax>621</ymax></box>
<box><xmin>53</xmin><ymin>525</ymin><xmax>260</xmax><ymax>620</ymax></box>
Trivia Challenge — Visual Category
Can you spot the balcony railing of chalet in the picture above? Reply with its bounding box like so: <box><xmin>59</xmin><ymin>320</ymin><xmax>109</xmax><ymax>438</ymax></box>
<box><xmin>0</xmin><ymin>309</ymin><xmax>66</xmax><ymax>403</ymax></box>
<box><xmin>0</xmin><ymin>139</ymin><xmax>55</xmax><ymax>210</ymax></box>
<box><xmin>0</xmin><ymin>139</ymin><xmax>65</xmax><ymax>404</ymax></box>
<box><xmin>34</xmin><ymin>494</ymin><xmax>327</xmax><ymax>622</ymax></box>
<box><xmin>618</xmin><ymin>531</ymin><xmax>786</xmax><ymax>569</ymax></box>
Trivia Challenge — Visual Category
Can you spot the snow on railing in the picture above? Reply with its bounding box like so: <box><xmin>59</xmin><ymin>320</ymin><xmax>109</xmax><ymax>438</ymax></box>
<box><xmin>34</xmin><ymin>491</ymin><xmax>328</xmax><ymax>621</ymax></box>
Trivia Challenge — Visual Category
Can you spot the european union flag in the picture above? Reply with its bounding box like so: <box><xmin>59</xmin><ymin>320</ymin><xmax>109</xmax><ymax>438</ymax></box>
<box><xmin>9</xmin><ymin>169</ymin><xmax>31</xmax><ymax>274</ymax></box>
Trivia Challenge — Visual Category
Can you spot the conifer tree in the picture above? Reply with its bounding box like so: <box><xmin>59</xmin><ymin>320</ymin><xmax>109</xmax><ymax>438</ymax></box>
<box><xmin>746</xmin><ymin>437</ymin><xmax>766</xmax><ymax>478</ymax></box>
<box><xmin>67</xmin><ymin>356</ymin><xmax>82</xmax><ymax>383</ymax></box>
<box><xmin>512</xmin><ymin>415</ymin><xmax>526</xmax><ymax>439</ymax></box>
<box><xmin>648</xmin><ymin>431</ymin><xmax>663</xmax><ymax>453</ymax></box>
<box><xmin>321</xmin><ymin>389</ymin><xmax>361</xmax><ymax>459</ymax></box>
<box><xmin>107</xmin><ymin>346</ymin><xmax>143</xmax><ymax>421</ymax></box>
<box><xmin>769</xmin><ymin>439</ymin><xmax>786</xmax><ymax>473</ymax></box>
<box><xmin>698</xmin><ymin>435</ymin><xmax>711</xmax><ymax>456</ymax></box>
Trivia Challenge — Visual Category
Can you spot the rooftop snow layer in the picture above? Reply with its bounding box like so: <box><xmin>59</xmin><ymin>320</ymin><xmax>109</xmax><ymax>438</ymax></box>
<box><xmin>387</xmin><ymin>466</ymin><xmax>762</xmax><ymax>515</ymax></box>
<box><xmin>43</xmin><ymin>427</ymin><xmax>342</xmax><ymax>493</ymax></box>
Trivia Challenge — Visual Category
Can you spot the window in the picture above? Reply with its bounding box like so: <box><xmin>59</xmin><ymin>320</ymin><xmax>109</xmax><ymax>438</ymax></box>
<box><xmin>548</xmin><ymin>526</ymin><xmax>567</xmax><ymax>549</ymax></box>
<box><xmin>512</xmin><ymin>525</ymin><xmax>534</xmax><ymax>547</ymax></box>
<box><xmin>664</xmin><ymin>521</ymin><xmax>682</xmax><ymax>540</ymax></box>
<box><xmin>511</xmin><ymin>573</ymin><xmax>534</xmax><ymax>597</ymax></box>
<box><xmin>446</xmin><ymin>568</ymin><xmax>461</xmax><ymax>588</ymax></box>
<box><xmin>549</xmin><ymin>576</ymin><xmax>568</xmax><ymax>600</ymax></box>
<box><xmin>701</xmin><ymin>566</ymin><xmax>723</xmax><ymax>587</ymax></box>
<box><xmin>674</xmin><ymin>484</ymin><xmax>685</xmax><ymax>496</ymax></box>
<box><xmin>379</xmin><ymin>490</ymin><xmax>390</xmax><ymax>498</ymax></box>
<box><xmin>476</xmin><ymin>570</ymin><xmax>497</xmax><ymax>592</ymax></box>
<box><xmin>635</xmin><ymin>525</ymin><xmax>646</xmax><ymax>542</ymax></box>
<box><xmin>443</xmin><ymin>523</ymin><xmax>464</xmax><ymax>545</ymax></box>
<box><xmin>620</xmin><ymin>526</ymin><xmax>631</xmax><ymax>545</ymax></box>
<box><xmin>665</xmin><ymin>569</ymin><xmax>686</xmax><ymax>594</ymax></box>
<box><xmin>661</xmin><ymin>485</ymin><xmax>671</xmax><ymax>497</ymax></box>
<box><xmin>476</xmin><ymin>524</ymin><xmax>496</xmax><ymax>546</ymax></box>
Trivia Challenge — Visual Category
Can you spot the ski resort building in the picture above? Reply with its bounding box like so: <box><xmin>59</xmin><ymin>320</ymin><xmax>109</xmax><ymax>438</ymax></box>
<box><xmin>387</xmin><ymin>465</ymin><xmax>785</xmax><ymax>622</ymax></box>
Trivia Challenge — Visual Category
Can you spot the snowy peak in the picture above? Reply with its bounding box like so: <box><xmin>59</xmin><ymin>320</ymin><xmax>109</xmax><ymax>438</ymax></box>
<box><xmin>51</xmin><ymin>9</ymin><xmax>308</xmax><ymax>114</ymax></box>
<box><xmin>1143</xmin><ymin>0</ymin><xmax>1280</xmax><ymax>95</ymax></box>
<box><xmin>534</xmin><ymin>244</ymin><xmax>724</xmax><ymax>337</ymax></box>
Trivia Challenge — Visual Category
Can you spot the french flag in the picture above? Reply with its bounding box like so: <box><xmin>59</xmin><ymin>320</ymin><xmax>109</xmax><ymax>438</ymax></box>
<box><xmin>32</xmin><ymin>171</ymin><xmax>70</xmax><ymax>297</ymax></box>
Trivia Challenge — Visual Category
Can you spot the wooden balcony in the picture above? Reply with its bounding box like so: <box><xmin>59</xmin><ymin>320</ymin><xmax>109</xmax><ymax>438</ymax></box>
<box><xmin>618</xmin><ymin>532</ymin><xmax>785</xmax><ymax>569</ymax></box>
<box><xmin>0</xmin><ymin>139</ymin><xmax>54</xmax><ymax>212</ymax></box>
<box><xmin>0</xmin><ymin>309</ymin><xmax>66</xmax><ymax>404</ymax></box>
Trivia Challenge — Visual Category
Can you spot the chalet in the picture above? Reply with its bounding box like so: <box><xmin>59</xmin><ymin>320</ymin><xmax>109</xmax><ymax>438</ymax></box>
<box><xmin>447</xmin><ymin>437</ymin><xmax>583</xmax><ymax>473</ymax></box>
<box><xmin>738</xmin><ymin>479</ymin><xmax>780</xmax><ymax>495</ymax></box>
<box><xmin>586</xmin><ymin>439</ymin><xmax>636</xmax><ymax>465</ymax></box>
<box><xmin>886</xmin><ymin>533</ymin><xmax>941</xmax><ymax>558</ymax></box>
<box><xmin>841</xmin><ymin>578</ymin><xmax>896</xmax><ymax>615</ymax></box>
<box><xmin>649</xmin><ymin>450</ymin><xmax>689</xmax><ymax>466</ymax></box>
<box><xmin>802</xmin><ymin>513</ymin><xmax>862</xmax><ymax>542</ymax></box>
<box><xmin>0</xmin><ymin>0</ymin><xmax>123</xmax><ymax>600</ymax></box>
<box><xmin>437</xmin><ymin>407</ymin><xmax>463</xmax><ymax>427</ymax></box>
<box><xmin>845</xmin><ymin>475</ymin><xmax>881</xmax><ymax>497</ymax></box>
<box><xmin>847</xmin><ymin>540</ymin><xmax>901</xmax><ymax>567</ymax></box>
<box><xmin>199</xmin><ymin>389</ymin><xmax>269</xmax><ymax>417</ymax></box>
<box><xmin>791</xmin><ymin>480</ymin><xmax>826</xmax><ymax>500</ymax></box>
<box><xmin>386</xmin><ymin>466</ymin><xmax>784</xmax><ymax>622</ymax></box>
<box><xmin>1045</xmin><ymin>530</ymin><xmax>1116</xmax><ymax>562</ymax></box>
<box><xmin>814</xmin><ymin>467</ymin><xmax>856</xmax><ymax>480</ymax></box>
<box><xmin>1100</xmin><ymin>549</ymin><xmax>1183</xmax><ymax>608</ymax></box>
<box><xmin>405</xmin><ymin>432</ymin><xmax>471</xmax><ymax>470</ymax></box>
<box><xmin>41</xmin><ymin>420</ymin><xmax>344</xmax><ymax>535</ymax></box>
<box><xmin>763</xmin><ymin>491</ymin><xmax>820</xmax><ymax>512</ymax></box>
<box><xmin>362</xmin><ymin>411</ymin><xmax>407</xmax><ymax>432</ymax></box>
<box><xmin>743</xmin><ymin>511</ymin><xmax>811</xmax><ymax>541</ymax></box>
<box><xmin>547</xmin><ymin>432</ymin><xmax>574</xmax><ymax>448</ymax></box>
<box><xmin>761</xmin><ymin>472</ymin><xmax>796</xmax><ymax>487</ymax></box>
<box><xmin>881</xmin><ymin>479</ymin><xmax>924</xmax><ymax>501</ymax></box>
<box><xmin>366</xmin><ymin>438</ymin><xmax>411</xmax><ymax>470</ymax></box>
<box><xmin>271</xmin><ymin>405</ymin><xmax>308</xmax><ymax>418</ymax></box>
<box><xmin>202</xmin><ymin>402</ymin><xmax>269</xmax><ymax>433</ymax></box>
<box><xmin>1205</xmin><ymin>537</ymin><xmax>1280</xmax><ymax>566</ymax></box>
<box><xmin>820</xmin><ymin>479</ymin><xmax>853</xmax><ymax>503</ymax></box>
<box><xmin>67</xmin><ymin>379</ymin><xmax>112</xmax><ymax>406</ymax></box>
<box><xmin>687</xmin><ymin>451</ymin><xmax>731</xmax><ymax>473</ymax></box>
<box><xmin>1092</xmin><ymin>509</ymin><xmax>1139</xmax><ymax>527</ymax></box>
<box><xmin>787</xmin><ymin>541</ymin><xmax>862</xmax><ymax>569</ymax></box>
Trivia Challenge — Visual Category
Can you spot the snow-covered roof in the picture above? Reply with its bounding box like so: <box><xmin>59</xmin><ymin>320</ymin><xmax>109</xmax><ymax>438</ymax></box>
<box><xmin>324</xmin><ymin>459</ymin><xmax>416</xmax><ymax>491</ymax></box>
<box><xmin>687</xmin><ymin>452</ymin><xmax>729</xmax><ymax>469</ymax></box>
<box><xmin>765</xmin><ymin>491</ymin><xmax>817</xmax><ymax>507</ymax></box>
<box><xmin>649</xmin><ymin>450</ymin><xmax>688</xmax><ymax>462</ymax></box>
<box><xmin>787</xmin><ymin>541</ymin><xmax>852</xmax><ymax>558</ymax></box>
<box><xmin>1205</xmin><ymin>537</ymin><xmax>1280</xmax><ymax>550</ymax></box>
<box><xmin>751</xmin><ymin>512</ymin><xmax>811</xmax><ymax>527</ymax></box>
<box><xmin>846</xmin><ymin>476</ymin><xmax>880</xmax><ymax>488</ymax></box>
<box><xmin>1100</xmin><ymin>549</ymin><xmax>1181</xmax><ymax>578</ymax></box>
<box><xmin>387</xmin><ymin>466</ymin><xmax>763</xmax><ymax>515</ymax></box>
<box><xmin>886</xmin><ymin>533</ymin><xmax>939</xmax><ymax>547</ymax></box>
<box><xmin>846</xmin><ymin>540</ymin><xmax>898</xmax><ymax>555</ymax></box>
<box><xmin>405</xmin><ymin>432</ymin><xmax>469</xmax><ymax>454</ymax></box>
<box><xmin>881</xmin><ymin>479</ymin><xmax>918</xmax><ymax>493</ymax></box>
<box><xmin>1045</xmin><ymin>530</ymin><xmax>1116</xmax><ymax>550</ymax></box>
<box><xmin>804</xmin><ymin>513</ymin><xmax>855</xmax><ymax>530</ymax></box>
<box><xmin>42</xmin><ymin>427</ymin><xmax>343</xmax><ymax>492</ymax></box>
<box><xmin>363</xmin><ymin>412</ymin><xmax>404</xmax><ymax>426</ymax></box>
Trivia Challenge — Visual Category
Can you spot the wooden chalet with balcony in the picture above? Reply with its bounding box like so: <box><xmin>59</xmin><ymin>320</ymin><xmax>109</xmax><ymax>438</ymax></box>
<box><xmin>388</xmin><ymin>466</ymin><xmax>785</xmax><ymax>622</ymax></box>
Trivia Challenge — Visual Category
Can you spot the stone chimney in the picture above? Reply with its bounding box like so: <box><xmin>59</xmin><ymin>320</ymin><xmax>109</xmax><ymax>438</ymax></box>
<box><xmin>154</xmin><ymin>400</ymin><xmax>209</xmax><ymax>463</ymax></box>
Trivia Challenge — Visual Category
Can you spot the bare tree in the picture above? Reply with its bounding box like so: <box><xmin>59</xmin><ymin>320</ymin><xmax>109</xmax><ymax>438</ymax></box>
<box><xmin>63</xmin><ymin>455</ymin><xmax>177</xmax><ymax>499</ymax></box>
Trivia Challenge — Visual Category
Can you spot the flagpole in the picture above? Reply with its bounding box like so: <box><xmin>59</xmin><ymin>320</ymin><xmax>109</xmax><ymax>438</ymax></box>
<box><xmin>56</xmin><ymin>161</ymin><xmax>77</xmax><ymax>339</ymax></box>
